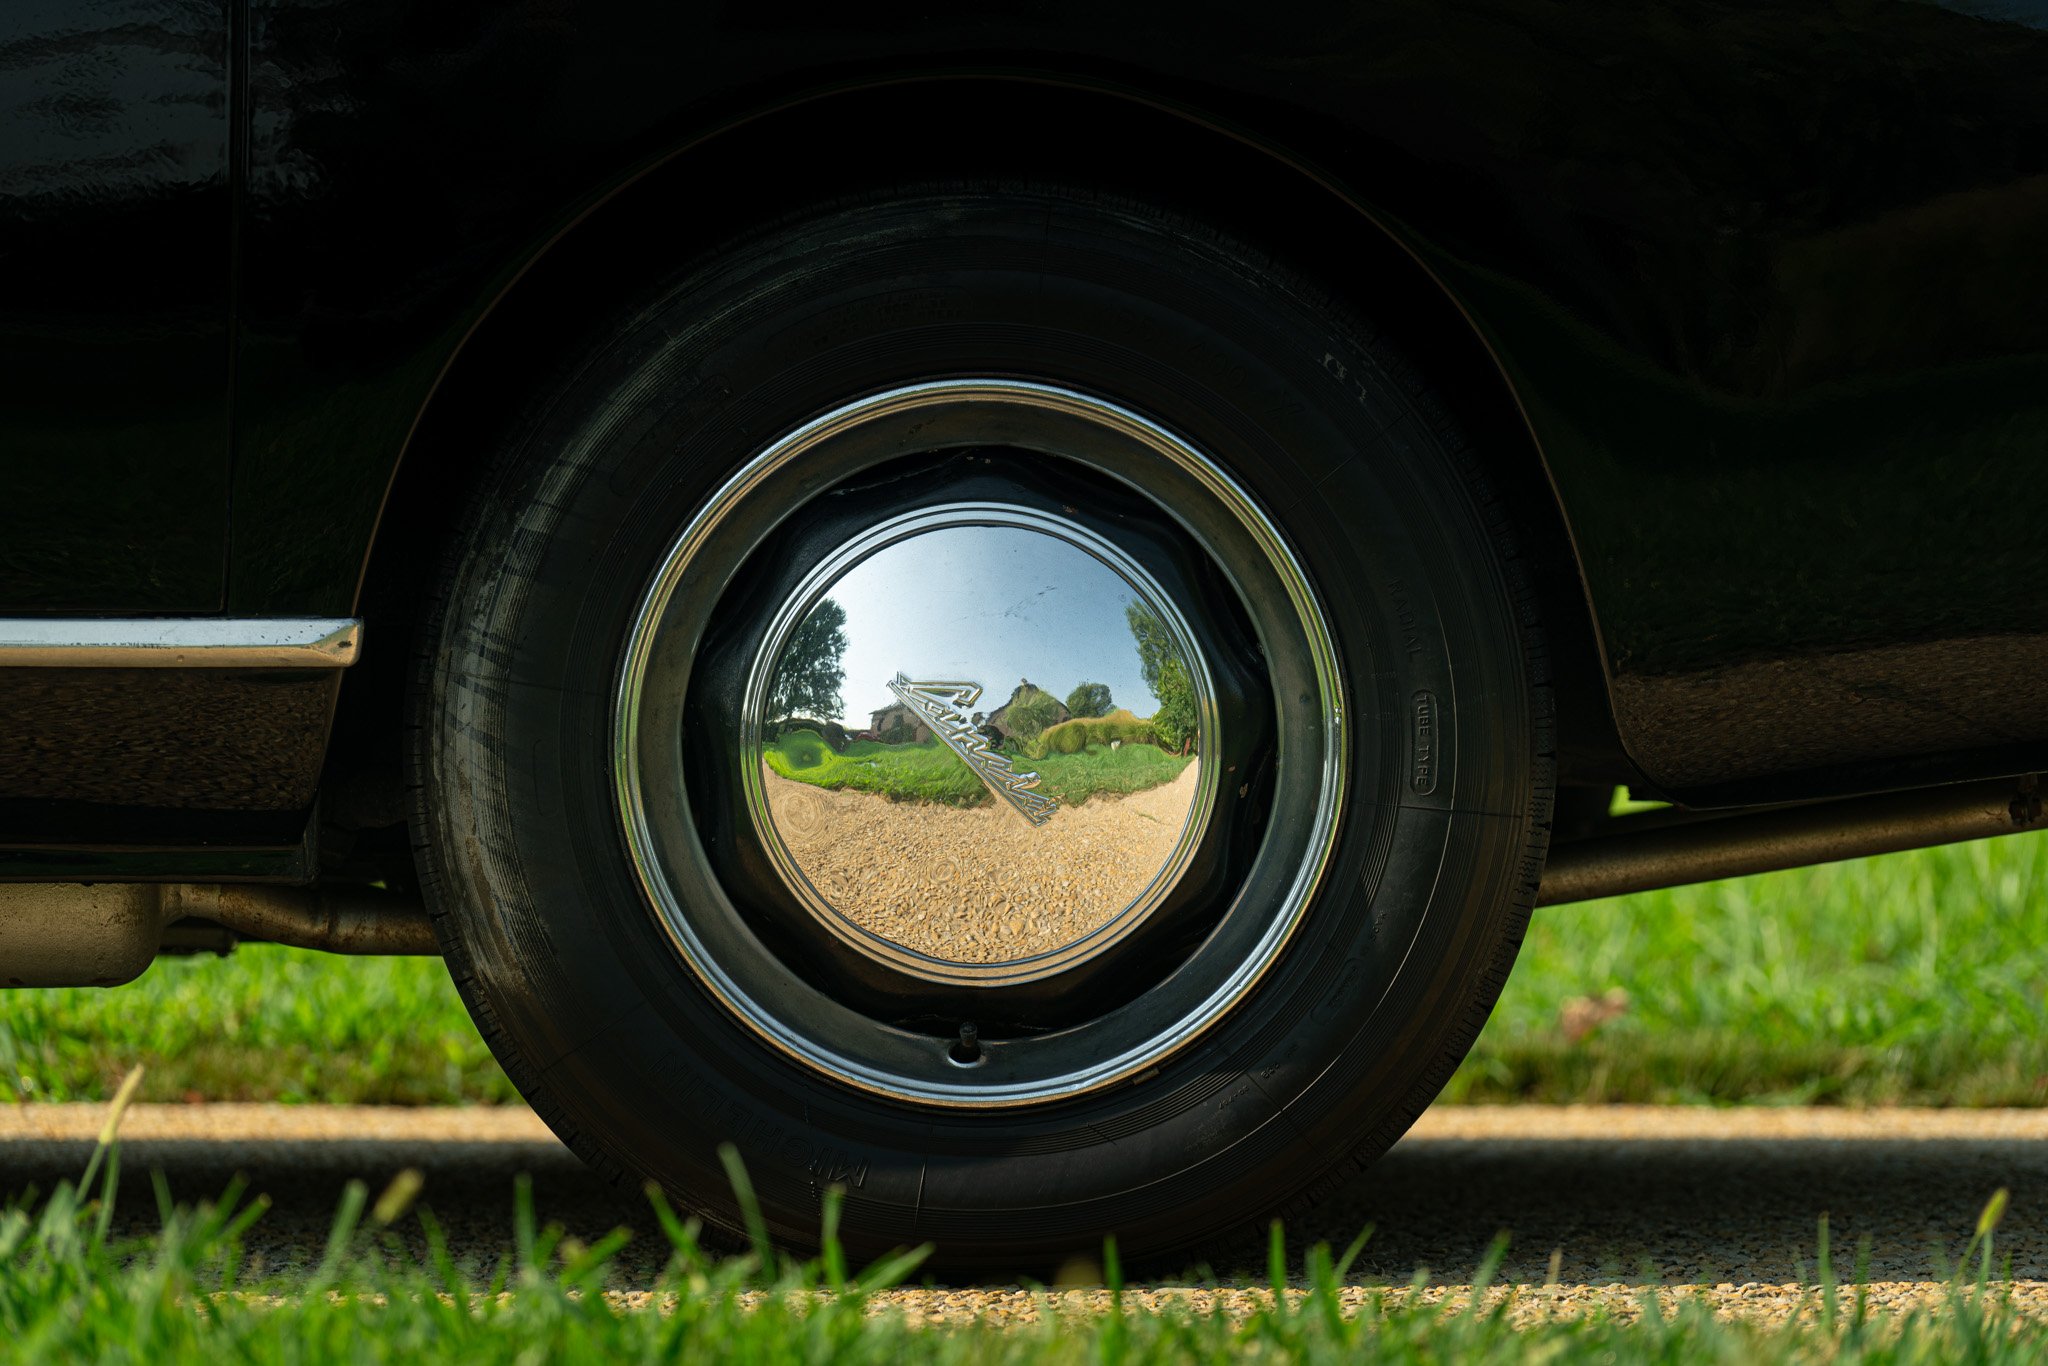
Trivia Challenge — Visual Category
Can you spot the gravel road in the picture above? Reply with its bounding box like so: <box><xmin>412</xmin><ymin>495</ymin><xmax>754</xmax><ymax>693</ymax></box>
<box><xmin>763</xmin><ymin>761</ymin><xmax>1199</xmax><ymax>961</ymax></box>
<box><xmin>5</xmin><ymin>1103</ymin><xmax>2045</xmax><ymax>1323</ymax></box>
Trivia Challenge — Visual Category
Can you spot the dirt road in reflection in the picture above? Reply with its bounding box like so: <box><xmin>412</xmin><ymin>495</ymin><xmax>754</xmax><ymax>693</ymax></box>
<box><xmin>761</xmin><ymin>760</ymin><xmax>1199</xmax><ymax>961</ymax></box>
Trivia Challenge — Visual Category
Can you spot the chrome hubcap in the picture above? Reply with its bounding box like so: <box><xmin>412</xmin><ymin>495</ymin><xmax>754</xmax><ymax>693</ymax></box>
<box><xmin>741</xmin><ymin>507</ymin><xmax>1219</xmax><ymax>987</ymax></box>
<box><xmin>614</xmin><ymin>380</ymin><xmax>1345</xmax><ymax>1106</ymax></box>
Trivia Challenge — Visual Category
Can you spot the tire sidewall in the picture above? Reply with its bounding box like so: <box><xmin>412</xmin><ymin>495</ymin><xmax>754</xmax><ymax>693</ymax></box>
<box><xmin>417</xmin><ymin>189</ymin><xmax>1544</xmax><ymax>1265</ymax></box>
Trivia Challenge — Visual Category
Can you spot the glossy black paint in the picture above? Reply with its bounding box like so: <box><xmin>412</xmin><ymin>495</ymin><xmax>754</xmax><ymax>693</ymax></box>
<box><xmin>231</xmin><ymin>0</ymin><xmax>2048</xmax><ymax>796</ymax></box>
<box><xmin>4</xmin><ymin>1</ymin><xmax>2047</xmax><ymax>870</ymax></box>
<box><xmin>0</xmin><ymin>664</ymin><xmax>329</xmax><ymax>880</ymax></box>
<box><xmin>0</xmin><ymin>1</ymin><xmax>232</xmax><ymax>611</ymax></box>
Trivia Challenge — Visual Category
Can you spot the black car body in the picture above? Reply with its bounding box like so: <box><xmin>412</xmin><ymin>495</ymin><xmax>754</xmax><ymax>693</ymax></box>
<box><xmin>3</xmin><ymin>2</ymin><xmax>2044</xmax><ymax>1263</ymax></box>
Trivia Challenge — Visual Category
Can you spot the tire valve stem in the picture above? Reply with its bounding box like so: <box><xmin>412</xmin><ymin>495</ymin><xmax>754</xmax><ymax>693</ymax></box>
<box><xmin>950</xmin><ymin>1021</ymin><xmax>982</xmax><ymax>1066</ymax></box>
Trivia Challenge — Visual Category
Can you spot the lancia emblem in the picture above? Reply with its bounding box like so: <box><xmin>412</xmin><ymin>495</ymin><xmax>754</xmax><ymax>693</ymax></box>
<box><xmin>887</xmin><ymin>673</ymin><xmax>1058</xmax><ymax>826</ymax></box>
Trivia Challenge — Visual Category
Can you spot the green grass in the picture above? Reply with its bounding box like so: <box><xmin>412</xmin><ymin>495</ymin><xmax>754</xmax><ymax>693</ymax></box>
<box><xmin>0</xmin><ymin>948</ymin><xmax>516</xmax><ymax>1106</ymax></box>
<box><xmin>2</xmin><ymin>832</ymin><xmax>2043</xmax><ymax>1108</ymax></box>
<box><xmin>764</xmin><ymin>732</ymin><xmax>1192</xmax><ymax>808</ymax></box>
<box><xmin>1030</xmin><ymin>743</ymin><xmax>1192</xmax><ymax>805</ymax></box>
<box><xmin>6</xmin><ymin>1101</ymin><xmax>2044</xmax><ymax>1363</ymax></box>
<box><xmin>1447</xmin><ymin>829</ymin><xmax>2048</xmax><ymax>1106</ymax></box>
<box><xmin>768</xmin><ymin>732</ymin><xmax>988</xmax><ymax>805</ymax></box>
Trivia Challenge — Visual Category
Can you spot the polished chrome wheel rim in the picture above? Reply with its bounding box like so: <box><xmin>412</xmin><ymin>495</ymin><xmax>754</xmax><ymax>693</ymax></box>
<box><xmin>615</xmin><ymin>380</ymin><xmax>1344</xmax><ymax>1106</ymax></box>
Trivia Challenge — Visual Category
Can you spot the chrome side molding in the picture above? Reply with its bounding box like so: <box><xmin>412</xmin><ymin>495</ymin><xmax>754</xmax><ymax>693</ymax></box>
<box><xmin>0</xmin><ymin>617</ymin><xmax>362</xmax><ymax>668</ymax></box>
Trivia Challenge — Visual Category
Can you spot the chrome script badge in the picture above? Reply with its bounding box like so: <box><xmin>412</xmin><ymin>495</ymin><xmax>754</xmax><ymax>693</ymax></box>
<box><xmin>887</xmin><ymin>673</ymin><xmax>1058</xmax><ymax>826</ymax></box>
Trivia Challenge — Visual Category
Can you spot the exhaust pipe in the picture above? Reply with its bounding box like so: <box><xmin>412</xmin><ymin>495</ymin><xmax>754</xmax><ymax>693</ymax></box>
<box><xmin>1538</xmin><ymin>775</ymin><xmax>2045</xmax><ymax>906</ymax></box>
<box><xmin>161</xmin><ymin>883</ymin><xmax>439</xmax><ymax>957</ymax></box>
<box><xmin>0</xmin><ymin>882</ymin><xmax>436</xmax><ymax>987</ymax></box>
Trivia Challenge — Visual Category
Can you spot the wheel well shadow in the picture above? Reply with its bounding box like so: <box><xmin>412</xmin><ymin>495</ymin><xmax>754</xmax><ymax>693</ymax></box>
<box><xmin>333</xmin><ymin>78</ymin><xmax>1629</xmax><ymax>840</ymax></box>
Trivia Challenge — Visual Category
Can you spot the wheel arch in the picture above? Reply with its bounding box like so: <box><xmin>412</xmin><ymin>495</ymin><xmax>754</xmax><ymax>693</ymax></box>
<box><xmin>335</xmin><ymin>76</ymin><xmax>1629</xmax><ymax>825</ymax></box>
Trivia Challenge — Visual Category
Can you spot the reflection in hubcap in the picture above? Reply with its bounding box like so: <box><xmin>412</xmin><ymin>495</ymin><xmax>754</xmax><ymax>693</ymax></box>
<box><xmin>742</xmin><ymin>510</ymin><xmax>1218</xmax><ymax>986</ymax></box>
<box><xmin>884</xmin><ymin>677</ymin><xmax>1060</xmax><ymax>826</ymax></box>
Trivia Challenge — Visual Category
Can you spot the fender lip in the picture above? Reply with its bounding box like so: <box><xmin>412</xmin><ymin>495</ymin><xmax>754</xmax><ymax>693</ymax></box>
<box><xmin>0</xmin><ymin>617</ymin><xmax>362</xmax><ymax>668</ymax></box>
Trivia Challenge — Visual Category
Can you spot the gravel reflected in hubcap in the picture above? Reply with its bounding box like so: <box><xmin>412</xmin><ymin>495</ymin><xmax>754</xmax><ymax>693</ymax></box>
<box><xmin>741</xmin><ymin>511</ymin><xmax>1219</xmax><ymax>986</ymax></box>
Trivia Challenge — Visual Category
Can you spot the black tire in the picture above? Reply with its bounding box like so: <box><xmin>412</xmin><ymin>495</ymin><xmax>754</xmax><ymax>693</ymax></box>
<box><xmin>409</xmin><ymin>183</ymin><xmax>1552</xmax><ymax>1270</ymax></box>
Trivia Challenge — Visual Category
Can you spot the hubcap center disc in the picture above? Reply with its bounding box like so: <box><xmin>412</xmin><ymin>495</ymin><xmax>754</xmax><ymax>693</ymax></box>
<box><xmin>742</xmin><ymin>508</ymin><xmax>1218</xmax><ymax>986</ymax></box>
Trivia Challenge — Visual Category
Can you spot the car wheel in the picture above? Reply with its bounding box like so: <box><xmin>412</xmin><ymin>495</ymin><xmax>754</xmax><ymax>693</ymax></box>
<box><xmin>409</xmin><ymin>183</ymin><xmax>1552</xmax><ymax>1269</ymax></box>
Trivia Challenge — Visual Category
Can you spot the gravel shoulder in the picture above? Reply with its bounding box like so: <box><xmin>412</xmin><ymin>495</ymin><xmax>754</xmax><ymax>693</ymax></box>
<box><xmin>5</xmin><ymin>1102</ymin><xmax>2045</xmax><ymax>1322</ymax></box>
